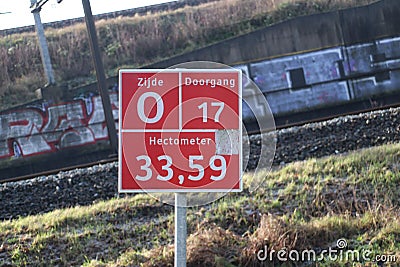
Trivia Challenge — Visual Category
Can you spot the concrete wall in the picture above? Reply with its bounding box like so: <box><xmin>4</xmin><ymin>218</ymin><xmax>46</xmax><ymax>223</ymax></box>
<box><xmin>340</xmin><ymin>0</ymin><xmax>400</xmax><ymax>45</ymax></box>
<box><xmin>143</xmin><ymin>0</ymin><xmax>400</xmax><ymax>117</ymax></box>
<box><xmin>147</xmin><ymin>0</ymin><xmax>400</xmax><ymax>68</ymax></box>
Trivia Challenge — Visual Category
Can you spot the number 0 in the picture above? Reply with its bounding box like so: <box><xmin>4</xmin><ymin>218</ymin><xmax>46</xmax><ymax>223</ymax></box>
<box><xmin>137</xmin><ymin>92</ymin><xmax>164</xmax><ymax>123</ymax></box>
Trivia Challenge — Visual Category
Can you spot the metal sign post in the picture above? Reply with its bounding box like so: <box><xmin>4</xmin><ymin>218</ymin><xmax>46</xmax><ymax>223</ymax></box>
<box><xmin>175</xmin><ymin>193</ymin><xmax>187</xmax><ymax>267</ymax></box>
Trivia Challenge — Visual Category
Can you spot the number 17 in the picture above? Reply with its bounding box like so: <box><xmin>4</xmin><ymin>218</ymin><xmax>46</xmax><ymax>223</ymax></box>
<box><xmin>198</xmin><ymin>102</ymin><xmax>224</xmax><ymax>123</ymax></box>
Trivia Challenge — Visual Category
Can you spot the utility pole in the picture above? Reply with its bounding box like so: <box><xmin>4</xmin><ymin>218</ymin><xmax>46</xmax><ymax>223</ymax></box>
<box><xmin>30</xmin><ymin>0</ymin><xmax>55</xmax><ymax>85</ymax></box>
<box><xmin>82</xmin><ymin>0</ymin><xmax>118</xmax><ymax>154</ymax></box>
<box><xmin>29</xmin><ymin>0</ymin><xmax>117</xmax><ymax>153</ymax></box>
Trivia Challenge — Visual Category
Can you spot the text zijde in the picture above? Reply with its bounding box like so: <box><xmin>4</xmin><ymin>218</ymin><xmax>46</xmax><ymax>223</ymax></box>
<box><xmin>137</xmin><ymin>77</ymin><xmax>164</xmax><ymax>88</ymax></box>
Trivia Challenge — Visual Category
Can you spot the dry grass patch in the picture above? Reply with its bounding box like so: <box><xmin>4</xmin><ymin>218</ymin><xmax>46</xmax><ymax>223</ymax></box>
<box><xmin>141</xmin><ymin>226</ymin><xmax>244</xmax><ymax>267</ymax></box>
<box><xmin>242</xmin><ymin>208</ymin><xmax>400</xmax><ymax>266</ymax></box>
<box><xmin>0</xmin><ymin>0</ymin><xmax>380</xmax><ymax>109</ymax></box>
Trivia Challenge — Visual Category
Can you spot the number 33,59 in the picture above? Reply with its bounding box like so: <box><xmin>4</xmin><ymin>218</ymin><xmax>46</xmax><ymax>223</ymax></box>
<box><xmin>135</xmin><ymin>155</ymin><xmax>226</xmax><ymax>184</ymax></box>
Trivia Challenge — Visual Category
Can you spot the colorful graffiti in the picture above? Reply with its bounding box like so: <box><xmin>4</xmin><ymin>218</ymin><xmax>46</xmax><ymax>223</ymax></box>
<box><xmin>0</xmin><ymin>93</ymin><xmax>118</xmax><ymax>158</ymax></box>
<box><xmin>1</xmin><ymin>35</ymin><xmax>399</xmax><ymax>160</ymax></box>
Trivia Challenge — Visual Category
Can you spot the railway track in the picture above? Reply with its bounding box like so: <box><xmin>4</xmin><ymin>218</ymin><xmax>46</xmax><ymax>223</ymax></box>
<box><xmin>1</xmin><ymin>104</ymin><xmax>399</xmax><ymax>219</ymax></box>
<box><xmin>1</xmin><ymin>99</ymin><xmax>399</xmax><ymax>184</ymax></box>
<box><xmin>0</xmin><ymin>156</ymin><xmax>118</xmax><ymax>184</ymax></box>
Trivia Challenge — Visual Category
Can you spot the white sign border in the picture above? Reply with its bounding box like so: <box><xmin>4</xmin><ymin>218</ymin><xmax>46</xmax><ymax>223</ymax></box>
<box><xmin>118</xmin><ymin>68</ymin><xmax>242</xmax><ymax>193</ymax></box>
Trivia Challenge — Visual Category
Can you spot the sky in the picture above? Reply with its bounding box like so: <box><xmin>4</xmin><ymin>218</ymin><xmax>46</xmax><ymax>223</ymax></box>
<box><xmin>0</xmin><ymin>0</ymin><xmax>173</xmax><ymax>30</ymax></box>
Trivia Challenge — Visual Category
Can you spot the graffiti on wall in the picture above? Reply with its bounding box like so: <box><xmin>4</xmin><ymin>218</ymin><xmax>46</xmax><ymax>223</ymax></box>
<box><xmin>1</xmin><ymin>35</ymin><xmax>399</xmax><ymax>160</ymax></box>
<box><xmin>0</xmin><ymin>93</ymin><xmax>118</xmax><ymax>158</ymax></box>
<box><xmin>246</xmin><ymin>36</ymin><xmax>400</xmax><ymax>115</ymax></box>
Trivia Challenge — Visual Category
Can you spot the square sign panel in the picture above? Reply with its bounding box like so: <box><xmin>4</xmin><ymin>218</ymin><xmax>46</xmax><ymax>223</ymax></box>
<box><xmin>119</xmin><ymin>69</ymin><xmax>242</xmax><ymax>192</ymax></box>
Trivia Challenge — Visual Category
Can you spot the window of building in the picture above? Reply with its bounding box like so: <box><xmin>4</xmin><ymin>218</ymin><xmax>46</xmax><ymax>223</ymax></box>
<box><xmin>287</xmin><ymin>68</ymin><xmax>306</xmax><ymax>89</ymax></box>
<box><xmin>370</xmin><ymin>53</ymin><xmax>386</xmax><ymax>63</ymax></box>
<box><xmin>375</xmin><ymin>71</ymin><xmax>390</xmax><ymax>83</ymax></box>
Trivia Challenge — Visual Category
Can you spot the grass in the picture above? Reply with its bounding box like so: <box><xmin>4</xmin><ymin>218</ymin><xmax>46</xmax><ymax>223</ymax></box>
<box><xmin>0</xmin><ymin>142</ymin><xmax>399</xmax><ymax>266</ymax></box>
<box><xmin>0</xmin><ymin>0</ymin><xmax>380</xmax><ymax>110</ymax></box>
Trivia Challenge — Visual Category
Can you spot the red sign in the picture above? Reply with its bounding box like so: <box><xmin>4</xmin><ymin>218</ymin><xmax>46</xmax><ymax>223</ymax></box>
<box><xmin>119</xmin><ymin>69</ymin><xmax>242</xmax><ymax>192</ymax></box>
